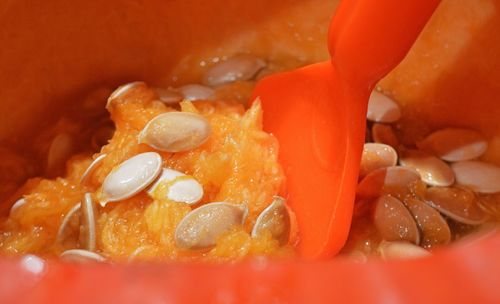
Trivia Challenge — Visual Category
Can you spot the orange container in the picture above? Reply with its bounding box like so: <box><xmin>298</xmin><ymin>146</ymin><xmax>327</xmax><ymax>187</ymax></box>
<box><xmin>1</xmin><ymin>0</ymin><xmax>500</xmax><ymax>302</ymax></box>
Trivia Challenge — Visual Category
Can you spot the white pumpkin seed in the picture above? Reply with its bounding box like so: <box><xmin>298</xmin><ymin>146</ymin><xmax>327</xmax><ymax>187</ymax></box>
<box><xmin>417</xmin><ymin>128</ymin><xmax>487</xmax><ymax>162</ymax></box>
<box><xmin>202</xmin><ymin>54</ymin><xmax>266</xmax><ymax>86</ymax></box>
<box><xmin>374</xmin><ymin>195</ymin><xmax>420</xmax><ymax>244</ymax></box>
<box><xmin>154</xmin><ymin>87</ymin><xmax>183</xmax><ymax>105</ymax></box>
<box><xmin>100</xmin><ymin>152</ymin><xmax>162</xmax><ymax>206</ymax></box>
<box><xmin>425</xmin><ymin>186</ymin><xmax>487</xmax><ymax>225</ymax></box>
<box><xmin>138</xmin><ymin>112</ymin><xmax>211</xmax><ymax>152</ymax></box>
<box><xmin>20</xmin><ymin>254</ymin><xmax>46</xmax><ymax>275</ymax></box>
<box><xmin>46</xmin><ymin>133</ymin><xmax>74</xmax><ymax>176</ymax></box>
<box><xmin>106</xmin><ymin>81</ymin><xmax>145</xmax><ymax>108</ymax></box>
<box><xmin>405</xmin><ymin>198</ymin><xmax>451</xmax><ymax>248</ymax></box>
<box><xmin>400</xmin><ymin>150</ymin><xmax>455</xmax><ymax>187</ymax></box>
<box><xmin>378</xmin><ymin>241</ymin><xmax>430</xmax><ymax>260</ymax></box>
<box><xmin>366</xmin><ymin>91</ymin><xmax>401</xmax><ymax>123</ymax></box>
<box><xmin>60</xmin><ymin>249</ymin><xmax>106</xmax><ymax>263</ymax></box>
<box><xmin>56</xmin><ymin>203</ymin><xmax>82</xmax><ymax>243</ymax></box>
<box><xmin>80</xmin><ymin>193</ymin><xmax>97</xmax><ymax>251</ymax></box>
<box><xmin>148</xmin><ymin>168</ymin><xmax>204</xmax><ymax>205</ymax></box>
<box><xmin>371</xmin><ymin>123</ymin><xmax>399</xmax><ymax>148</ymax></box>
<box><xmin>175</xmin><ymin>202</ymin><xmax>248</xmax><ymax>249</ymax></box>
<box><xmin>357</xmin><ymin>166</ymin><xmax>421</xmax><ymax>199</ymax></box>
<box><xmin>9</xmin><ymin>198</ymin><xmax>27</xmax><ymax>215</ymax></box>
<box><xmin>360</xmin><ymin>143</ymin><xmax>398</xmax><ymax>177</ymax></box>
<box><xmin>178</xmin><ymin>84</ymin><xmax>215</xmax><ymax>101</ymax></box>
<box><xmin>451</xmin><ymin>161</ymin><xmax>500</xmax><ymax>194</ymax></box>
<box><xmin>80</xmin><ymin>154</ymin><xmax>107</xmax><ymax>184</ymax></box>
<box><xmin>251</xmin><ymin>196</ymin><xmax>290</xmax><ymax>245</ymax></box>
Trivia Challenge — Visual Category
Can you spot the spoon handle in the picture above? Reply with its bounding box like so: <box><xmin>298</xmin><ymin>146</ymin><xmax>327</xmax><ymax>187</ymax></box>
<box><xmin>328</xmin><ymin>0</ymin><xmax>441</xmax><ymax>89</ymax></box>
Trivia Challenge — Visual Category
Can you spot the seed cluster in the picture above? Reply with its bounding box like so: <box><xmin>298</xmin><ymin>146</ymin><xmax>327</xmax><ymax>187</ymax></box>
<box><xmin>346</xmin><ymin>89</ymin><xmax>500</xmax><ymax>260</ymax></box>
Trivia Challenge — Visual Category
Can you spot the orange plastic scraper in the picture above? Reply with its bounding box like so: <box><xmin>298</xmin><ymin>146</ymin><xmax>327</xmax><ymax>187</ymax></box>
<box><xmin>252</xmin><ymin>0</ymin><xmax>441</xmax><ymax>259</ymax></box>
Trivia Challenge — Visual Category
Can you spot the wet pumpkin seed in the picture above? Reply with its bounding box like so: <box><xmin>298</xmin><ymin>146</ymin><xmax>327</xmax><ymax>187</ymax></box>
<box><xmin>106</xmin><ymin>81</ymin><xmax>145</xmax><ymax>108</ymax></box>
<box><xmin>9</xmin><ymin>198</ymin><xmax>27</xmax><ymax>215</ymax></box>
<box><xmin>138</xmin><ymin>112</ymin><xmax>211</xmax><ymax>152</ymax></box>
<box><xmin>56</xmin><ymin>203</ymin><xmax>81</xmax><ymax>243</ymax></box>
<box><xmin>360</xmin><ymin>143</ymin><xmax>398</xmax><ymax>177</ymax></box>
<box><xmin>80</xmin><ymin>193</ymin><xmax>97</xmax><ymax>251</ymax></box>
<box><xmin>417</xmin><ymin>128</ymin><xmax>487</xmax><ymax>162</ymax></box>
<box><xmin>178</xmin><ymin>84</ymin><xmax>215</xmax><ymax>101</ymax></box>
<box><xmin>374</xmin><ymin>195</ymin><xmax>420</xmax><ymax>244</ymax></box>
<box><xmin>80</xmin><ymin>154</ymin><xmax>107</xmax><ymax>184</ymax></box>
<box><xmin>400</xmin><ymin>150</ymin><xmax>455</xmax><ymax>187</ymax></box>
<box><xmin>46</xmin><ymin>133</ymin><xmax>74</xmax><ymax>176</ymax></box>
<box><xmin>451</xmin><ymin>161</ymin><xmax>500</xmax><ymax>194</ymax></box>
<box><xmin>202</xmin><ymin>54</ymin><xmax>266</xmax><ymax>86</ymax></box>
<box><xmin>405</xmin><ymin>198</ymin><xmax>451</xmax><ymax>248</ymax></box>
<box><xmin>175</xmin><ymin>202</ymin><xmax>248</xmax><ymax>249</ymax></box>
<box><xmin>148</xmin><ymin>168</ymin><xmax>204</xmax><ymax>205</ymax></box>
<box><xmin>251</xmin><ymin>196</ymin><xmax>290</xmax><ymax>245</ymax></box>
<box><xmin>357</xmin><ymin>166</ymin><xmax>421</xmax><ymax>199</ymax></box>
<box><xmin>366</xmin><ymin>91</ymin><xmax>401</xmax><ymax>123</ymax></box>
<box><xmin>425</xmin><ymin>186</ymin><xmax>487</xmax><ymax>225</ymax></box>
<box><xmin>154</xmin><ymin>87</ymin><xmax>183</xmax><ymax>105</ymax></box>
<box><xmin>100</xmin><ymin>152</ymin><xmax>162</xmax><ymax>206</ymax></box>
<box><xmin>60</xmin><ymin>249</ymin><xmax>106</xmax><ymax>263</ymax></box>
<box><xmin>378</xmin><ymin>241</ymin><xmax>430</xmax><ymax>260</ymax></box>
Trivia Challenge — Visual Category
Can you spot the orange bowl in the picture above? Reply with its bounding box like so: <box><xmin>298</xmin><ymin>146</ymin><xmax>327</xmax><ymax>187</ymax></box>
<box><xmin>1</xmin><ymin>0</ymin><xmax>500</xmax><ymax>302</ymax></box>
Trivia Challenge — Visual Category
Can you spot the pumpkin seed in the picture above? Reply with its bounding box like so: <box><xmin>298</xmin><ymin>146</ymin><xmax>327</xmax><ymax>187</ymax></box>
<box><xmin>138</xmin><ymin>112</ymin><xmax>211</xmax><ymax>152</ymax></box>
<box><xmin>400</xmin><ymin>150</ymin><xmax>455</xmax><ymax>187</ymax></box>
<box><xmin>374</xmin><ymin>195</ymin><xmax>420</xmax><ymax>244</ymax></box>
<box><xmin>106</xmin><ymin>81</ymin><xmax>145</xmax><ymax>108</ymax></box>
<box><xmin>477</xmin><ymin>194</ymin><xmax>500</xmax><ymax>220</ymax></box>
<box><xmin>251</xmin><ymin>196</ymin><xmax>290</xmax><ymax>245</ymax></box>
<box><xmin>175</xmin><ymin>202</ymin><xmax>248</xmax><ymax>249</ymax></box>
<box><xmin>56</xmin><ymin>203</ymin><xmax>81</xmax><ymax>243</ymax></box>
<box><xmin>154</xmin><ymin>87</ymin><xmax>183</xmax><ymax>105</ymax></box>
<box><xmin>46</xmin><ymin>133</ymin><xmax>74</xmax><ymax>176</ymax></box>
<box><xmin>20</xmin><ymin>254</ymin><xmax>46</xmax><ymax>275</ymax></box>
<box><xmin>378</xmin><ymin>241</ymin><xmax>430</xmax><ymax>260</ymax></box>
<box><xmin>405</xmin><ymin>198</ymin><xmax>451</xmax><ymax>248</ymax></box>
<box><xmin>371</xmin><ymin>123</ymin><xmax>399</xmax><ymax>148</ymax></box>
<box><xmin>357</xmin><ymin>166</ymin><xmax>421</xmax><ymax>199</ymax></box>
<box><xmin>417</xmin><ymin>128</ymin><xmax>487</xmax><ymax>162</ymax></box>
<box><xmin>202</xmin><ymin>54</ymin><xmax>266</xmax><ymax>86</ymax></box>
<box><xmin>451</xmin><ymin>161</ymin><xmax>500</xmax><ymax>194</ymax></box>
<box><xmin>60</xmin><ymin>249</ymin><xmax>106</xmax><ymax>263</ymax></box>
<box><xmin>80</xmin><ymin>193</ymin><xmax>97</xmax><ymax>251</ymax></box>
<box><xmin>9</xmin><ymin>198</ymin><xmax>27</xmax><ymax>215</ymax></box>
<box><xmin>425</xmin><ymin>187</ymin><xmax>487</xmax><ymax>225</ymax></box>
<box><xmin>178</xmin><ymin>84</ymin><xmax>215</xmax><ymax>101</ymax></box>
<box><xmin>366</xmin><ymin>91</ymin><xmax>401</xmax><ymax>123</ymax></box>
<box><xmin>148</xmin><ymin>168</ymin><xmax>204</xmax><ymax>205</ymax></box>
<box><xmin>100</xmin><ymin>152</ymin><xmax>162</xmax><ymax>206</ymax></box>
<box><xmin>360</xmin><ymin>143</ymin><xmax>398</xmax><ymax>177</ymax></box>
<box><xmin>80</xmin><ymin>154</ymin><xmax>107</xmax><ymax>184</ymax></box>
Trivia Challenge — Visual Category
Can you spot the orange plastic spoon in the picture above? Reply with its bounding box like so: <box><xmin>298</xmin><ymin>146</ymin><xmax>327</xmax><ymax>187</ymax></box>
<box><xmin>252</xmin><ymin>0</ymin><xmax>441</xmax><ymax>259</ymax></box>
